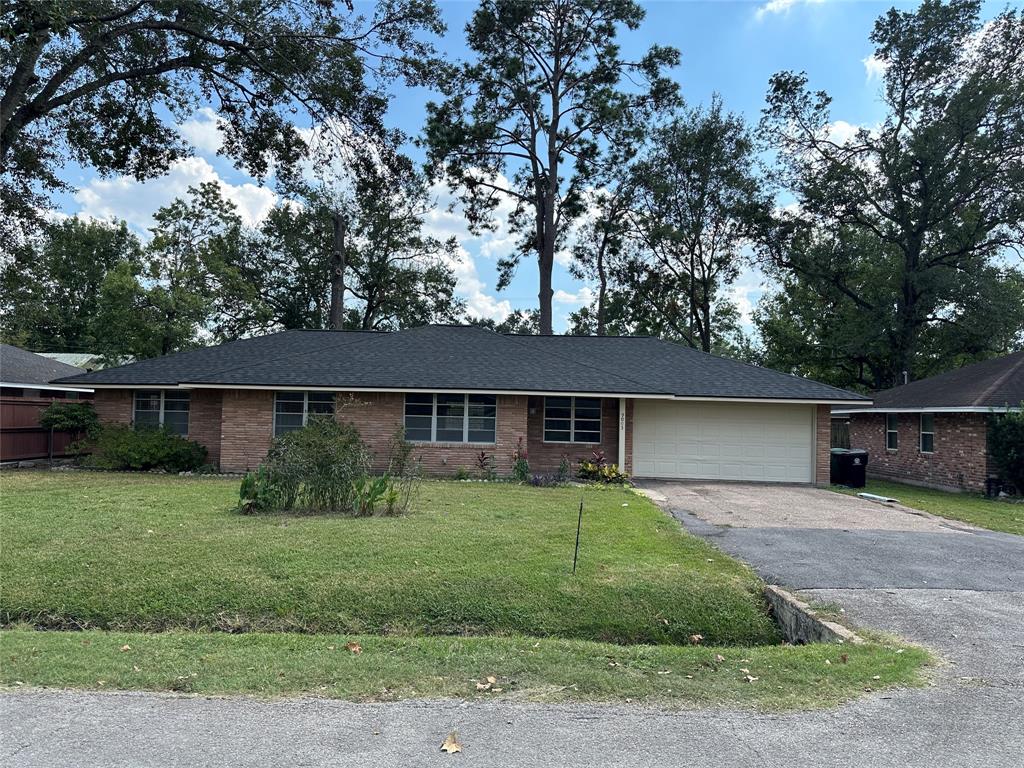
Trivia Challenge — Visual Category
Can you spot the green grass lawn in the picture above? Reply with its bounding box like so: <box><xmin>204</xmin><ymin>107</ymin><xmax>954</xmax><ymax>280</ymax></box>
<box><xmin>834</xmin><ymin>479</ymin><xmax>1024</xmax><ymax>536</ymax></box>
<box><xmin>1</xmin><ymin>470</ymin><xmax>929</xmax><ymax>708</ymax></box>
<box><xmin>2</xmin><ymin>471</ymin><xmax>775</xmax><ymax>645</ymax></box>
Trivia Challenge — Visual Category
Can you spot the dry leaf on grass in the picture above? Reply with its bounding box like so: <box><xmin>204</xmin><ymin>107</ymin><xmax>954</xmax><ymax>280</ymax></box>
<box><xmin>441</xmin><ymin>731</ymin><xmax>463</xmax><ymax>754</ymax></box>
<box><xmin>689</xmin><ymin>634</ymin><xmax>704</xmax><ymax>645</ymax></box>
<box><xmin>120</xmin><ymin>644</ymin><xmax>131</xmax><ymax>652</ymax></box>
<box><xmin>345</xmin><ymin>642</ymin><xmax>362</xmax><ymax>655</ymax></box>
<box><xmin>744</xmin><ymin>675</ymin><xmax>759</xmax><ymax>683</ymax></box>
<box><xmin>714</xmin><ymin>654</ymin><xmax>725</xmax><ymax>663</ymax></box>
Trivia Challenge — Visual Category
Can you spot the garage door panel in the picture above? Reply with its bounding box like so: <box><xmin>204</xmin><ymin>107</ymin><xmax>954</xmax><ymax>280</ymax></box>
<box><xmin>633</xmin><ymin>401</ymin><xmax>814</xmax><ymax>483</ymax></box>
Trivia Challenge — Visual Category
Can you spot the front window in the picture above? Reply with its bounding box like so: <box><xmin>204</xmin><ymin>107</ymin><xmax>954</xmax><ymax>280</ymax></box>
<box><xmin>134</xmin><ymin>390</ymin><xmax>190</xmax><ymax>436</ymax></box>
<box><xmin>403</xmin><ymin>393</ymin><xmax>497</xmax><ymax>443</ymax></box>
<box><xmin>920</xmin><ymin>413</ymin><xmax>935</xmax><ymax>453</ymax></box>
<box><xmin>274</xmin><ymin>391</ymin><xmax>335</xmax><ymax>437</ymax></box>
<box><xmin>886</xmin><ymin>413</ymin><xmax>898</xmax><ymax>451</ymax></box>
<box><xmin>543</xmin><ymin>396</ymin><xmax>602</xmax><ymax>443</ymax></box>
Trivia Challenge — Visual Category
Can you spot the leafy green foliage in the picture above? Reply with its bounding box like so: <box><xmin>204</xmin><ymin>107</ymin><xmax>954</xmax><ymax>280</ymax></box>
<box><xmin>84</xmin><ymin>426</ymin><xmax>207</xmax><ymax>473</ymax></box>
<box><xmin>511</xmin><ymin>437</ymin><xmax>530</xmax><ymax>483</ymax></box>
<box><xmin>238</xmin><ymin>417</ymin><xmax>375</xmax><ymax>514</ymax></box>
<box><xmin>990</xmin><ymin>410</ymin><xmax>1024</xmax><ymax>492</ymax></box>
<box><xmin>576</xmin><ymin>449</ymin><xmax>629</xmax><ymax>484</ymax></box>
<box><xmin>37</xmin><ymin>401</ymin><xmax>99</xmax><ymax>439</ymax></box>
<box><xmin>1</xmin><ymin>1</ymin><xmax>443</xmax><ymax>239</ymax></box>
<box><xmin>756</xmin><ymin>0</ymin><xmax>1024</xmax><ymax>390</ymax></box>
<box><xmin>0</xmin><ymin>219</ymin><xmax>143</xmax><ymax>361</ymax></box>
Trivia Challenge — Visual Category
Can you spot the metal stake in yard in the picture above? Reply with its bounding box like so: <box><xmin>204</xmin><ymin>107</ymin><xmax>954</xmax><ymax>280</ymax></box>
<box><xmin>572</xmin><ymin>496</ymin><xmax>584</xmax><ymax>575</ymax></box>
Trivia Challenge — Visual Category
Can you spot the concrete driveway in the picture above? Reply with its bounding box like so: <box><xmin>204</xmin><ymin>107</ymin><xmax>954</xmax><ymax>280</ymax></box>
<box><xmin>640</xmin><ymin>481</ymin><xmax>1024</xmax><ymax>591</ymax></box>
<box><xmin>4</xmin><ymin>482</ymin><xmax>1023</xmax><ymax>767</ymax></box>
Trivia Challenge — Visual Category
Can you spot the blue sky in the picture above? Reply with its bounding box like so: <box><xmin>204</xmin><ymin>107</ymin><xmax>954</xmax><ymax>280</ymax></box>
<box><xmin>55</xmin><ymin>0</ymin><xmax>994</xmax><ymax>333</ymax></box>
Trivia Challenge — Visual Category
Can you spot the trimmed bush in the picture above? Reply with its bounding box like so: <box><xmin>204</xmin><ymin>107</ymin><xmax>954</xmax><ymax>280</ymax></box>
<box><xmin>38</xmin><ymin>401</ymin><xmax>100</xmax><ymax>438</ymax></box>
<box><xmin>990</xmin><ymin>408</ymin><xmax>1024</xmax><ymax>492</ymax></box>
<box><xmin>577</xmin><ymin>449</ymin><xmax>629</xmax><ymax>485</ymax></box>
<box><xmin>84</xmin><ymin>425</ymin><xmax>207</xmax><ymax>472</ymax></box>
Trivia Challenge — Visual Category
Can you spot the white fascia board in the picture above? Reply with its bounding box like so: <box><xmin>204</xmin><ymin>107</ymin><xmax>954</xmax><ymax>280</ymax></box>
<box><xmin>178</xmin><ymin>383</ymin><xmax>869</xmax><ymax>405</ymax></box>
<box><xmin>832</xmin><ymin>406</ymin><xmax>1019</xmax><ymax>415</ymax></box>
<box><xmin>1</xmin><ymin>381</ymin><xmax>95</xmax><ymax>393</ymax></box>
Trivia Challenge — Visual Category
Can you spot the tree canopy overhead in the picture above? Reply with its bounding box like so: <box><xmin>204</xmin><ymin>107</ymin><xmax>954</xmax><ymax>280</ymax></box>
<box><xmin>0</xmin><ymin>0</ymin><xmax>443</xmax><ymax>237</ymax></box>
<box><xmin>757</xmin><ymin>0</ymin><xmax>1024</xmax><ymax>389</ymax></box>
<box><xmin>424</xmin><ymin>0</ymin><xmax>679</xmax><ymax>335</ymax></box>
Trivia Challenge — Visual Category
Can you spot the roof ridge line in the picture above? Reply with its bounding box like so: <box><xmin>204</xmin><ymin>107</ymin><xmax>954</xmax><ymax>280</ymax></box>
<box><xmin>972</xmin><ymin>350</ymin><xmax>1024</xmax><ymax>407</ymax></box>
<box><xmin>496</xmin><ymin>334</ymin><xmax>665</xmax><ymax>394</ymax></box>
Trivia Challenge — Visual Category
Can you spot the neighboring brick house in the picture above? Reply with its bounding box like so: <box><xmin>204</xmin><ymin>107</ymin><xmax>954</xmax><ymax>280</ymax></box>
<box><xmin>833</xmin><ymin>351</ymin><xmax>1024</xmax><ymax>492</ymax></box>
<box><xmin>53</xmin><ymin>325</ymin><xmax>867</xmax><ymax>484</ymax></box>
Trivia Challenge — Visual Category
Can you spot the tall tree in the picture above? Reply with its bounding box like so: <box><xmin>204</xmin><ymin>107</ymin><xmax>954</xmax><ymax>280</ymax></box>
<box><xmin>0</xmin><ymin>217</ymin><xmax>143</xmax><ymax>352</ymax></box>
<box><xmin>0</xmin><ymin>0</ymin><xmax>443</xmax><ymax>238</ymax></box>
<box><xmin>626</xmin><ymin>100</ymin><xmax>764</xmax><ymax>352</ymax></box>
<box><xmin>423</xmin><ymin>0</ymin><xmax>678</xmax><ymax>334</ymax></box>
<box><xmin>230</xmin><ymin>157</ymin><xmax>465</xmax><ymax>334</ymax></box>
<box><xmin>758</xmin><ymin>0</ymin><xmax>1024</xmax><ymax>388</ymax></box>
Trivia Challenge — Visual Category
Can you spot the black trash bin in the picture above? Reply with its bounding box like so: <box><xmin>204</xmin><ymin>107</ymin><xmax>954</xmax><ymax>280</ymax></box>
<box><xmin>830</xmin><ymin>448</ymin><xmax>848</xmax><ymax>485</ymax></box>
<box><xmin>841</xmin><ymin>449</ymin><xmax>869</xmax><ymax>488</ymax></box>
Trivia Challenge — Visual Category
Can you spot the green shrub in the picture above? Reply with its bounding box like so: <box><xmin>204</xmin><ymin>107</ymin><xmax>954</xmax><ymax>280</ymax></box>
<box><xmin>386</xmin><ymin>426</ymin><xmax>414</xmax><ymax>476</ymax></box>
<box><xmin>84</xmin><ymin>425</ymin><xmax>207</xmax><ymax>472</ymax></box>
<box><xmin>38</xmin><ymin>401</ymin><xmax>100</xmax><ymax>438</ymax></box>
<box><xmin>990</xmin><ymin>408</ymin><xmax>1024</xmax><ymax>491</ymax></box>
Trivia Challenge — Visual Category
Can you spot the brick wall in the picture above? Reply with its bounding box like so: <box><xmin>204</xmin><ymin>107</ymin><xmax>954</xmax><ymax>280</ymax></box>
<box><xmin>92</xmin><ymin>389</ymin><xmax>132</xmax><ymax>424</ymax></box>
<box><xmin>219</xmin><ymin>390</ymin><xmax>274</xmax><ymax>473</ymax></box>
<box><xmin>336</xmin><ymin>391</ymin><xmax>529</xmax><ymax>476</ymax></box>
<box><xmin>848</xmin><ymin>411</ymin><xmax>991</xmax><ymax>492</ymax></box>
<box><xmin>526</xmin><ymin>396</ymin><xmax>621</xmax><ymax>474</ymax></box>
<box><xmin>815</xmin><ymin>404</ymin><xmax>832</xmax><ymax>486</ymax></box>
<box><xmin>188</xmin><ymin>389</ymin><xmax>223</xmax><ymax>467</ymax></box>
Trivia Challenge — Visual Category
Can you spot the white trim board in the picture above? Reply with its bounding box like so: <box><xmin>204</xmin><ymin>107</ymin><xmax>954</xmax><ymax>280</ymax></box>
<box><xmin>0</xmin><ymin>381</ymin><xmax>94</xmax><ymax>393</ymax></box>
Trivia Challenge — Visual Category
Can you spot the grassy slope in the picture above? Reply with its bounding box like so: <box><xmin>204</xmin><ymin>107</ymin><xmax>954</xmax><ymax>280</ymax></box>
<box><xmin>0</xmin><ymin>629</ymin><xmax>929</xmax><ymax>710</ymax></box>
<box><xmin>834</xmin><ymin>480</ymin><xmax>1024</xmax><ymax>536</ymax></box>
<box><xmin>1</xmin><ymin>471</ymin><xmax>777</xmax><ymax>645</ymax></box>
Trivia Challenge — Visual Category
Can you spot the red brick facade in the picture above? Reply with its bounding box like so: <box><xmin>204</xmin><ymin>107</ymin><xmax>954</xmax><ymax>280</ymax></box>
<box><xmin>525</xmin><ymin>396</ymin><xmax>623</xmax><ymax>474</ymax></box>
<box><xmin>815</xmin><ymin>404</ymin><xmax>832</xmax><ymax>486</ymax></box>
<box><xmin>848</xmin><ymin>411</ymin><xmax>992</xmax><ymax>492</ymax></box>
<box><xmin>91</xmin><ymin>387</ymin><xmax>830</xmax><ymax>483</ymax></box>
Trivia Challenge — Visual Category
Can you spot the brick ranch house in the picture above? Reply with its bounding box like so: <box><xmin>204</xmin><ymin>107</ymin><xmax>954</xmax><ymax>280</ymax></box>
<box><xmin>52</xmin><ymin>325</ymin><xmax>868</xmax><ymax>483</ymax></box>
<box><xmin>832</xmin><ymin>350</ymin><xmax>1024</xmax><ymax>493</ymax></box>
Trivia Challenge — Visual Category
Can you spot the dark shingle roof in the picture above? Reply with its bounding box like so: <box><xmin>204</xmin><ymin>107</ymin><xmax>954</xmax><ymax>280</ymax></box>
<box><xmin>841</xmin><ymin>350</ymin><xmax>1024</xmax><ymax>411</ymax></box>
<box><xmin>1</xmin><ymin>344</ymin><xmax>91</xmax><ymax>388</ymax></box>
<box><xmin>52</xmin><ymin>325</ymin><xmax>867</xmax><ymax>402</ymax></box>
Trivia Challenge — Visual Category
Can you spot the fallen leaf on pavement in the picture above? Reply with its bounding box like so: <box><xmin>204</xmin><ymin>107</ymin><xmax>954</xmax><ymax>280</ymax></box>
<box><xmin>441</xmin><ymin>731</ymin><xmax>463</xmax><ymax>754</ymax></box>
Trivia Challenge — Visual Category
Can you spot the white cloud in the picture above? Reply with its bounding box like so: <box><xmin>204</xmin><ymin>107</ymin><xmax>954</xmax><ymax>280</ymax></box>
<box><xmin>825</xmin><ymin>119</ymin><xmax>861</xmax><ymax>145</ymax></box>
<box><xmin>862</xmin><ymin>54</ymin><xmax>889</xmax><ymax>82</ymax></box>
<box><xmin>553</xmin><ymin>286</ymin><xmax>595</xmax><ymax>306</ymax></box>
<box><xmin>754</xmin><ymin>0</ymin><xmax>826</xmax><ymax>22</ymax></box>
<box><xmin>74</xmin><ymin>156</ymin><xmax>278</xmax><ymax>232</ymax></box>
<box><xmin>177</xmin><ymin>108</ymin><xmax>224</xmax><ymax>154</ymax></box>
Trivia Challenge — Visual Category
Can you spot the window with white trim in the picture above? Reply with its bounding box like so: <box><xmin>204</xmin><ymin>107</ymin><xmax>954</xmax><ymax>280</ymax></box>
<box><xmin>543</xmin><ymin>396</ymin><xmax>602</xmax><ymax>443</ymax></box>
<box><xmin>886</xmin><ymin>413</ymin><xmax>898</xmax><ymax>451</ymax></box>
<box><xmin>274</xmin><ymin>391</ymin><xmax>335</xmax><ymax>437</ymax></box>
<box><xmin>920</xmin><ymin>413</ymin><xmax>935</xmax><ymax>453</ymax></box>
<box><xmin>133</xmin><ymin>390</ymin><xmax>190</xmax><ymax>436</ymax></box>
<box><xmin>403</xmin><ymin>393</ymin><xmax>497</xmax><ymax>443</ymax></box>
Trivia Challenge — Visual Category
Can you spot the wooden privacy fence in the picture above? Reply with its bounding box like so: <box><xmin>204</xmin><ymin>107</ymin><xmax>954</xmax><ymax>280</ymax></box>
<box><xmin>0</xmin><ymin>397</ymin><xmax>81</xmax><ymax>462</ymax></box>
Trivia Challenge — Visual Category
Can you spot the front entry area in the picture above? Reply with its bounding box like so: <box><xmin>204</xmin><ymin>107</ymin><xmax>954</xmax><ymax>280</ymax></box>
<box><xmin>632</xmin><ymin>400</ymin><xmax>815</xmax><ymax>483</ymax></box>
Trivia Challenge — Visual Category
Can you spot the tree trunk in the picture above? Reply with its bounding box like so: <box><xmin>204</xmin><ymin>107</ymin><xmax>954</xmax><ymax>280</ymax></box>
<box><xmin>596</xmin><ymin>242</ymin><xmax>607</xmax><ymax>337</ymax></box>
<box><xmin>328</xmin><ymin>211</ymin><xmax>346</xmax><ymax>331</ymax></box>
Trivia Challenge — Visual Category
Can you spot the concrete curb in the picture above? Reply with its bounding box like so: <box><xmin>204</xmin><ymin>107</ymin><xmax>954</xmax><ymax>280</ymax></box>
<box><xmin>764</xmin><ymin>585</ymin><xmax>865</xmax><ymax>645</ymax></box>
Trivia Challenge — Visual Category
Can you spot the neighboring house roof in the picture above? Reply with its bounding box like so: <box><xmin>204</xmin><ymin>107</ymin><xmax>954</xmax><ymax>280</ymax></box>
<box><xmin>37</xmin><ymin>352</ymin><xmax>105</xmax><ymax>371</ymax></box>
<box><xmin>0</xmin><ymin>344</ymin><xmax>95</xmax><ymax>391</ymax></box>
<box><xmin>52</xmin><ymin>325</ymin><xmax>868</xmax><ymax>403</ymax></box>
<box><xmin>835</xmin><ymin>350</ymin><xmax>1024</xmax><ymax>413</ymax></box>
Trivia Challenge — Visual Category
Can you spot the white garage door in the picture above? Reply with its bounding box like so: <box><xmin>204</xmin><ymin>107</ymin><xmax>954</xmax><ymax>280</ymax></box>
<box><xmin>633</xmin><ymin>400</ymin><xmax>815</xmax><ymax>483</ymax></box>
